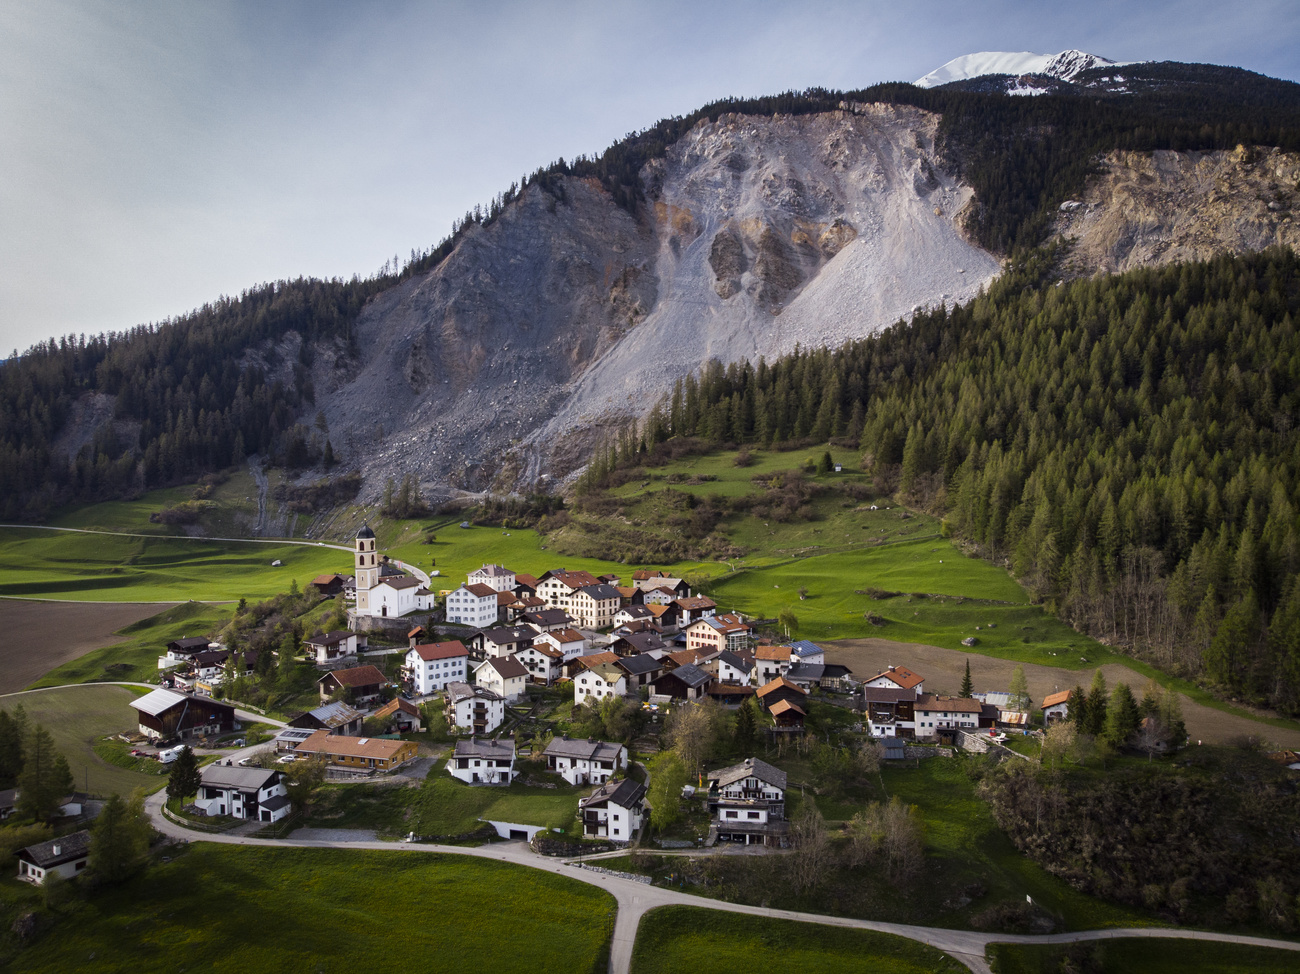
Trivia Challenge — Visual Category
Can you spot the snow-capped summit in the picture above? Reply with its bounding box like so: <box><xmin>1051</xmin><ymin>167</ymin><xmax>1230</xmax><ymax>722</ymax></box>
<box><xmin>914</xmin><ymin>50</ymin><xmax>1134</xmax><ymax>89</ymax></box>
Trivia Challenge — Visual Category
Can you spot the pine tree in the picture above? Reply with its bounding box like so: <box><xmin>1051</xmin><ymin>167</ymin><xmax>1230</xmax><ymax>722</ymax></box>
<box><xmin>1085</xmin><ymin>671</ymin><xmax>1108</xmax><ymax>736</ymax></box>
<box><xmin>166</xmin><ymin>746</ymin><xmax>201</xmax><ymax>807</ymax></box>
<box><xmin>0</xmin><ymin>708</ymin><xmax>25</xmax><ymax>786</ymax></box>
<box><xmin>277</xmin><ymin>632</ymin><xmax>299</xmax><ymax>691</ymax></box>
<box><xmin>1104</xmin><ymin>682</ymin><xmax>1141</xmax><ymax>747</ymax></box>
<box><xmin>1067</xmin><ymin>685</ymin><xmax>1089</xmax><ymax>733</ymax></box>
<box><xmin>734</xmin><ymin>698</ymin><xmax>757</xmax><ymax>747</ymax></box>
<box><xmin>959</xmin><ymin>660</ymin><xmax>973</xmax><ymax>698</ymax></box>
<box><xmin>88</xmin><ymin>791</ymin><xmax>150</xmax><ymax>884</ymax></box>
<box><xmin>16</xmin><ymin>724</ymin><xmax>74</xmax><ymax>821</ymax></box>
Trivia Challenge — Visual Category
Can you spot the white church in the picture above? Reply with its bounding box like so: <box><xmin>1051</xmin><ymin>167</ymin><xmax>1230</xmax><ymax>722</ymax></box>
<box><xmin>352</xmin><ymin>524</ymin><xmax>434</xmax><ymax>619</ymax></box>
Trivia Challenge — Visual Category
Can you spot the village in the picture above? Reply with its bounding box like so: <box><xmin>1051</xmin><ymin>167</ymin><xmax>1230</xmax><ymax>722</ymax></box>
<box><xmin>3</xmin><ymin>521</ymin><xmax>1123</xmax><ymax>883</ymax></box>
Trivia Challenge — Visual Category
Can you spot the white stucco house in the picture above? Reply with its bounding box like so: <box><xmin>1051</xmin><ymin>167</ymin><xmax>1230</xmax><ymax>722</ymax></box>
<box><xmin>194</xmin><ymin>763</ymin><xmax>291</xmax><ymax>822</ymax></box>
<box><xmin>446</xmin><ymin>583</ymin><xmax>499</xmax><ymax>628</ymax></box>
<box><xmin>579</xmin><ymin>778</ymin><xmax>647</xmax><ymax>843</ymax></box>
<box><xmin>574</xmin><ymin>662</ymin><xmax>627</xmax><ymax>705</ymax></box>
<box><xmin>403</xmin><ymin>640</ymin><xmax>470</xmax><ymax>696</ymax></box>
<box><xmin>468</xmin><ymin>563</ymin><xmax>516</xmax><ymax>593</ymax></box>
<box><xmin>474</xmin><ymin>655</ymin><xmax>528</xmax><ymax>703</ymax></box>
<box><xmin>445</xmin><ymin>681</ymin><xmax>506</xmax><ymax>735</ymax></box>
<box><xmin>15</xmin><ymin>831</ymin><xmax>91</xmax><ymax>885</ymax></box>
<box><xmin>707</xmin><ymin>757</ymin><xmax>788</xmax><ymax>846</ymax></box>
<box><xmin>448</xmin><ymin>737</ymin><xmax>517</xmax><ymax>785</ymax></box>
<box><xmin>542</xmin><ymin>737</ymin><xmax>627</xmax><ymax>785</ymax></box>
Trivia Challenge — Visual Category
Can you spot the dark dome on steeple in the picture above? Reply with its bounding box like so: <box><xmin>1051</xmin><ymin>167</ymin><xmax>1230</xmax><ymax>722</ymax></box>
<box><xmin>356</xmin><ymin>524</ymin><xmax>375</xmax><ymax>540</ymax></box>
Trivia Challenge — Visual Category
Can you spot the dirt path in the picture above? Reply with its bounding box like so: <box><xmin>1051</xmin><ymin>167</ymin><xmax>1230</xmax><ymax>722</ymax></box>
<box><xmin>0</xmin><ymin>600</ymin><xmax>177</xmax><ymax>693</ymax></box>
<box><xmin>827</xmin><ymin>637</ymin><xmax>1300</xmax><ymax>749</ymax></box>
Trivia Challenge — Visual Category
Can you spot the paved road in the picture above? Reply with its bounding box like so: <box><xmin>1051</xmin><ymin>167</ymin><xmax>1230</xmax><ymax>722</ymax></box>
<box><xmin>142</xmin><ymin>792</ymin><xmax>1300</xmax><ymax>974</ymax></box>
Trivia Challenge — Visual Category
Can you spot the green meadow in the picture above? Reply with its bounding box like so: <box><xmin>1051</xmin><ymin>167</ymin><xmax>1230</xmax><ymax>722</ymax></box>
<box><xmin>0</xmin><ymin>527</ymin><xmax>346</xmax><ymax>602</ymax></box>
<box><xmin>631</xmin><ymin>906</ymin><xmax>967</xmax><ymax>974</ymax></box>
<box><xmin>1</xmin><ymin>845</ymin><xmax>615</xmax><ymax>974</ymax></box>
<box><xmin>987</xmin><ymin>938</ymin><xmax>1300</xmax><ymax>974</ymax></box>
<box><xmin>0</xmin><ymin>684</ymin><xmax>163</xmax><ymax>796</ymax></box>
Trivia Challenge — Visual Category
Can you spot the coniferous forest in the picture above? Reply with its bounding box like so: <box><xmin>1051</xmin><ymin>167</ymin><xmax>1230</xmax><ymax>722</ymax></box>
<box><xmin>603</xmin><ymin>248</ymin><xmax>1300</xmax><ymax>713</ymax></box>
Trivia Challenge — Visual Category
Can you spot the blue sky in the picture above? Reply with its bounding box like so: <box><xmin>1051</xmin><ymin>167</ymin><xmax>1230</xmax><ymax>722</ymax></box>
<box><xmin>1</xmin><ymin>0</ymin><xmax>1297</xmax><ymax>353</ymax></box>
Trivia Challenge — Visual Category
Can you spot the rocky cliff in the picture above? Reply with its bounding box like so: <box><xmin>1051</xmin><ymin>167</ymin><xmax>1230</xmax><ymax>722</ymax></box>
<box><xmin>317</xmin><ymin>104</ymin><xmax>999</xmax><ymax>497</ymax></box>
<box><xmin>1056</xmin><ymin>146</ymin><xmax>1300</xmax><ymax>273</ymax></box>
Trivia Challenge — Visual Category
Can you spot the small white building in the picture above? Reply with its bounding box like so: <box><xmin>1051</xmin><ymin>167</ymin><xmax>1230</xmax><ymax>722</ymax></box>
<box><xmin>15</xmin><ymin>830</ymin><xmax>91</xmax><ymax>885</ymax></box>
<box><xmin>717</xmin><ymin>650</ymin><xmax>755</xmax><ymax>686</ymax></box>
<box><xmin>474</xmin><ymin>655</ymin><xmax>528</xmax><ymax>703</ymax></box>
<box><xmin>753</xmin><ymin>644</ymin><xmax>792</xmax><ymax>685</ymax></box>
<box><xmin>194</xmin><ymin>763</ymin><xmax>291</xmax><ymax>822</ymax></box>
<box><xmin>305</xmin><ymin>630</ymin><xmax>359</xmax><ymax>665</ymax></box>
<box><xmin>445</xmin><ymin>681</ymin><xmax>506</xmax><ymax>735</ymax></box>
<box><xmin>468</xmin><ymin>563</ymin><xmax>516</xmax><ymax>593</ymax></box>
<box><xmin>578</xmin><ymin>778</ymin><xmax>647</xmax><ymax>843</ymax></box>
<box><xmin>1040</xmin><ymin>689</ymin><xmax>1073</xmax><ymax>722</ymax></box>
<box><xmin>404</xmin><ymin>640</ymin><xmax>470</xmax><ymax>696</ymax></box>
<box><xmin>789</xmin><ymin>640</ymin><xmax>826</xmax><ymax>666</ymax></box>
<box><xmin>864</xmin><ymin>665</ymin><xmax>925</xmax><ymax>695</ymax></box>
<box><xmin>532</xmin><ymin>627</ymin><xmax>587</xmax><ymax>661</ymax></box>
<box><xmin>515</xmin><ymin>643</ymin><xmax>564</xmax><ymax>685</ymax></box>
<box><xmin>478</xmin><ymin>625</ymin><xmax>537</xmax><ymax>658</ymax></box>
<box><xmin>574</xmin><ymin>662</ymin><xmax>627</xmax><ymax>705</ymax></box>
<box><xmin>448</xmin><ymin>737</ymin><xmax>517</xmax><ymax>785</ymax></box>
<box><xmin>543</xmin><ymin>737</ymin><xmax>627</xmax><ymax>785</ymax></box>
<box><xmin>446</xmin><ymin>583</ymin><xmax>500</xmax><ymax>628</ymax></box>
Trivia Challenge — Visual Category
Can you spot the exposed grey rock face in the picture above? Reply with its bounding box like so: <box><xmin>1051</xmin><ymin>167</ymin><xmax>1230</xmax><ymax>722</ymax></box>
<box><xmin>311</xmin><ymin>105</ymin><xmax>1002</xmax><ymax>498</ymax></box>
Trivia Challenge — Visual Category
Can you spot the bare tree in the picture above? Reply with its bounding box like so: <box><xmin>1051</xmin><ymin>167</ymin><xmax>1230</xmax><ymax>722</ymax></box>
<box><xmin>664</xmin><ymin>701</ymin><xmax>720</xmax><ymax>774</ymax></box>
<box><xmin>788</xmin><ymin>803</ymin><xmax>830</xmax><ymax>893</ymax></box>
<box><xmin>1041</xmin><ymin>721</ymin><xmax>1076</xmax><ymax>769</ymax></box>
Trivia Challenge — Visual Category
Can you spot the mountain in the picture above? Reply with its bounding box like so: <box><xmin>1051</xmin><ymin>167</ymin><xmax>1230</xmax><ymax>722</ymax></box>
<box><xmin>914</xmin><ymin>50</ymin><xmax>1133</xmax><ymax>90</ymax></box>
<box><xmin>4</xmin><ymin>66</ymin><xmax>1300</xmax><ymax>519</ymax></box>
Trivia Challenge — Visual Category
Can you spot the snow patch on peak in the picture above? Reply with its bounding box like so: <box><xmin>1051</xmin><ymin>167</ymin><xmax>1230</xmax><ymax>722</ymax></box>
<box><xmin>915</xmin><ymin>49</ymin><xmax>1134</xmax><ymax>88</ymax></box>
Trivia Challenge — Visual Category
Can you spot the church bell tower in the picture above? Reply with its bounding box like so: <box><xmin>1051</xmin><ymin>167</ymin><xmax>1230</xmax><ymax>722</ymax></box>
<box><xmin>355</xmin><ymin>524</ymin><xmax>378</xmax><ymax>612</ymax></box>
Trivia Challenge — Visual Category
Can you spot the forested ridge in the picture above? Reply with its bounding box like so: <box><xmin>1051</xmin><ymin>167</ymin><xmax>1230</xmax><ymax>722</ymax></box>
<box><xmin>2</xmin><ymin>61</ymin><xmax>1299</xmax><ymax>519</ymax></box>
<box><xmin>606</xmin><ymin>248</ymin><xmax>1300</xmax><ymax>712</ymax></box>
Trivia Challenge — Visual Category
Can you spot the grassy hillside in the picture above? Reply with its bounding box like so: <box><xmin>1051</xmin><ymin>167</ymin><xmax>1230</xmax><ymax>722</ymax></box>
<box><xmin>0</xmin><ymin>528</ymin><xmax>345</xmax><ymax>602</ymax></box>
<box><xmin>1</xmin><ymin>845</ymin><xmax>615</xmax><ymax>973</ymax></box>
<box><xmin>0</xmin><ymin>684</ymin><xmax>163</xmax><ymax>796</ymax></box>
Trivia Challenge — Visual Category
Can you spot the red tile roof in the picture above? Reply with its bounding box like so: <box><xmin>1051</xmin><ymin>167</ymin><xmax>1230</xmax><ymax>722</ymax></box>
<box><xmin>410</xmin><ymin>641</ymin><xmax>469</xmax><ymax>662</ymax></box>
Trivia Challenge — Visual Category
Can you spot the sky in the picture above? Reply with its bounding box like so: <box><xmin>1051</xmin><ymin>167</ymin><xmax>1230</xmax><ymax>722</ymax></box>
<box><xmin>1</xmin><ymin>0</ymin><xmax>1297</xmax><ymax>355</ymax></box>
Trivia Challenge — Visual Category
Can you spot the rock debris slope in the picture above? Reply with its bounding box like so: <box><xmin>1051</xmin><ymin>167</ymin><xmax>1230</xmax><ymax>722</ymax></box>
<box><xmin>317</xmin><ymin>104</ymin><xmax>999</xmax><ymax>497</ymax></box>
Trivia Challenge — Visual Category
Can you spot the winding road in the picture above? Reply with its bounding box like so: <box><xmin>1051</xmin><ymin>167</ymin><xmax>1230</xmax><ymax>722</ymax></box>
<box><xmin>142</xmin><ymin>791</ymin><xmax>1300</xmax><ymax>974</ymax></box>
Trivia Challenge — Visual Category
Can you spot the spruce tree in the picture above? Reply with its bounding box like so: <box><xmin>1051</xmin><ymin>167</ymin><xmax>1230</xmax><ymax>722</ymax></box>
<box><xmin>959</xmin><ymin>660</ymin><xmax>973</xmax><ymax>698</ymax></box>
<box><xmin>1067</xmin><ymin>685</ymin><xmax>1089</xmax><ymax>733</ymax></box>
<box><xmin>166</xmin><ymin>746</ymin><xmax>201</xmax><ymax>807</ymax></box>
<box><xmin>1085</xmin><ymin>671</ymin><xmax>1109</xmax><ymax>736</ymax></box>
<box><xmin>1104</xmin><ymin>683</ymin><xmax>1141</xmax><ymax>747</ymax></box>
<box><xmin>16</xmin><ymin>725</ymin><xmax>73</xmax><ymax>821</ymax></box>
<box><xmin>734</xmin><ymin>698</ymin><xmax>757</xmax><ymax>747</ymax></box>
<box><xmin>88</xmin><ymin>791</ymin><xmax>150</xmax><ymax>885</ymax></box>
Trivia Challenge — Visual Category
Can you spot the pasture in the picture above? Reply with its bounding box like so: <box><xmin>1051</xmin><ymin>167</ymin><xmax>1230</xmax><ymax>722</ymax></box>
<box><xmin>0</xmin><ymin>527</ymin><xmax>346</xmax><ymax>602</ymax></box>
<box><xmin>631</xmin><ymin>906</ymin><xmax>966</xmax><ymax>974</ymax></box>
<box><xmin>0</xmin><ymin>684</ymin><xmax>163</xmax><ymax>796</ymax></box>
<box><xmin>2</xmin><ymin>845</ymin><xmax>616</xmax><ymax>974</ymax></box>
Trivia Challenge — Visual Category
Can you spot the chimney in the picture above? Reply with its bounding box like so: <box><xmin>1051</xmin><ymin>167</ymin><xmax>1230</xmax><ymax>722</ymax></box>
<box><xmin>52</xmin><ymin>844</ymin><xmax>61</xmax><ymax>856</ymax></box>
